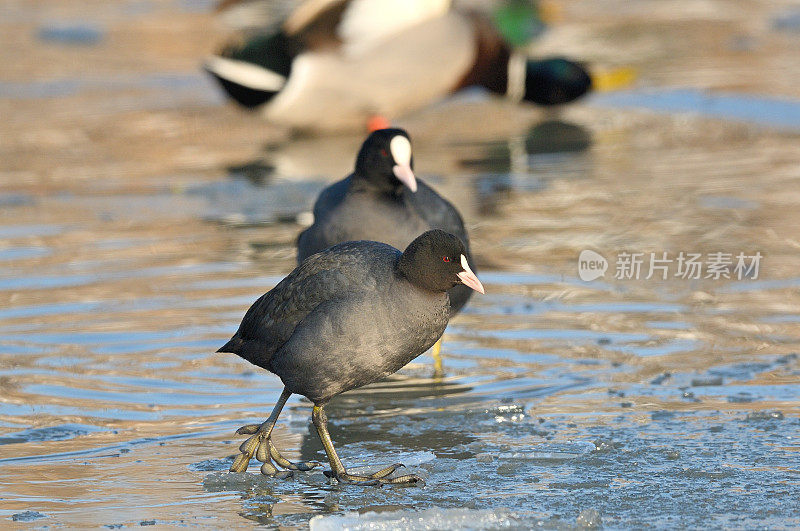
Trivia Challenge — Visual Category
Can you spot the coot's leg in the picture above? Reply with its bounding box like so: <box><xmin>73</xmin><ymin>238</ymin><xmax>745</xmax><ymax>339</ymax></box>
<box><xmin>311</xmin><ymin>404</ymin><xmax>424</xmax><ymax>486</ymax></box>
<box><xmin>230</xmin><ymin>388</ymin><xmax>319</xmax><ymax>476</ymax></box>
<box><xmin>431</xmin><ymin>339</ymin><xmax>443</xmax><ymax>378</ymax></box>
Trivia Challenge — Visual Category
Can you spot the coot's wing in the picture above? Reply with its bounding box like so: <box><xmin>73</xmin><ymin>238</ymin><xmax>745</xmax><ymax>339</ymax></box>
<box><xmin>225</xmin><ymin>241</ymin><xmax>397</xmax><ymax>366</ymax></box>
<box><xmin>297</xmin><ymin>177</ymin><xmax>351</xmax><ymax>262</ymax></box>
<box><xmin>311</xmin><ymin>176</ymin><xmax>350</xmax><ymax>219</ymax></box>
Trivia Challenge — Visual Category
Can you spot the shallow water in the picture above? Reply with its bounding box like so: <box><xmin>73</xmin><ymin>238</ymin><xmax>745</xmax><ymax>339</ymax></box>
<box><xmin>2</xmin><ymin>0</ymin><xmax>800</xmax><ymax>529</ymax></box>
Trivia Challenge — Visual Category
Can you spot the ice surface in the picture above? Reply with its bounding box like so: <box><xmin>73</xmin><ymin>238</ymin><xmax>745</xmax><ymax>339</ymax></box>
<box><xmin>203</xmin><ymin>471</ymin><xmax>282</xmax><ymax>494</ymax></box>
<box><xmin>0</xmin><ymin>423</ymin><xmax>105</xmax><ymax>445</ymax></box>
<box><xmin>575</xmin><ymin>509</ymin><xmax>602</xmax><ymax>529</ymax></box>
<box><xmin>310</xmin><ymin>507</ymin><xmax>610</xmax><ymax>530</ymax></box>
<box><xmin>3</xmin><ymin>12</ymin><xmax>800</xmax><ymax>526</ymax></box>
<box><xmin>309</xmin><ymin>508</ymin><xmax>519</xmax><ymax>531</ymax></box>
<box><xmin>11</xmin><ymin>511</ymin><xmax>47</xmax><ymax>522</ymax></box>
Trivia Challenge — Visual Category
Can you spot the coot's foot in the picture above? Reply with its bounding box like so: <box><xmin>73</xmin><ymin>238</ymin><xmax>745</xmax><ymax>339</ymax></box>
<box><xmin>312</xmin><ymin>404</ymin><xmax>425</xmax><ymax>487</ymax></box>
<box><xmin>229</xmin><ymin>388</ymin><xmax>320</xmax><ymax>476</ymax></box>
<box><xmin>231</xmin><ymin>421</ymin><xmax>320</xmax><ymax>475</ymax></box>
<box><xmin>322</xmin><ymin>462</ymin><xmax>402</xmax><ymax>481</ymax></box>
<box><xmin>323</xmin><ymin>466</ymin><xmax>424</xmax><ymax>486</ymax></box>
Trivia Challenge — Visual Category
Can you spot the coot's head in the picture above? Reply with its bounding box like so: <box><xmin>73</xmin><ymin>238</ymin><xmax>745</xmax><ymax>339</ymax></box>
<box><xmin>399</xmin><ymin>230</ymin><xmax>484</xmax><ymax>294</ymax></box>
<box><xmin>354</xmin><ymin>128</ymin><xmax>417</xmax><ymax>194</ymax></box>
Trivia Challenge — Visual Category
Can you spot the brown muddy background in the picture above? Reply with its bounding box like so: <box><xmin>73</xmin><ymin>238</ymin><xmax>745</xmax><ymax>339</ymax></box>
<box><xmin>0</xmin><ymin>0</ymin><xmax>798</xmax><ymax>528</ymax></box>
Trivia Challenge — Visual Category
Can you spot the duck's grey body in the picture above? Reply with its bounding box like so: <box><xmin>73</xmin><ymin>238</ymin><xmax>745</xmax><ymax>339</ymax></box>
<box><xmin>220</xmin><ymin>240</ymin><xmax>448</xmax><ymax>403</ymax></box>
<box><xmin>262</xmin><ymin>12</ymin><xmax>475</xmax><ymax>130</ymax></box>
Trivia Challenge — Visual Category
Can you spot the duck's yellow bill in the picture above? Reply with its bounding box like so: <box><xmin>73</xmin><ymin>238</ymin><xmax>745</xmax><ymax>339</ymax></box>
<box><xmin>591</xmin><ymin>66</ymin><xmax>638</xmax><ymax>92</ymax></box>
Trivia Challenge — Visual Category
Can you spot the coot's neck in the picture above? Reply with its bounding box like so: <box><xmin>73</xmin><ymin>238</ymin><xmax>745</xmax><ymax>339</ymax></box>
<box><xmin>351</xmin><ymin>171</ymin><xmax>404</xmax><ymax>198</ymax></box>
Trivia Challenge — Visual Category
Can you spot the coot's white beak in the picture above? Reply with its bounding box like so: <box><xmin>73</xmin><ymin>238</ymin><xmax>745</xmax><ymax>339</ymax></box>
<box><xmin>456</xmin><ymin>254</ymin><xmax>484</xmax><ymax>294</ymax></box>
<box><xmin>390</xmin><ymin>135</ymin><xmax>417</xmax><ymax>192</ymax></box>
<box><xmin>392</xmin><ymin>164</ymin><xmax>417</xmax><ymax>192</ymax></box>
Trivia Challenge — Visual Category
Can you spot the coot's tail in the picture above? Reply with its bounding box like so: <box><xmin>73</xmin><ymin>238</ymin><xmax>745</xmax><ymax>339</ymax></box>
<box><xmin>217</xmin><ymin>335</ymin><xmax>271</xmax><ymax>371</ymax></box>
<box><xmin>217</xmin><ymin>335</ymin><xmax>243</xmax><ymax>354</ymax></box>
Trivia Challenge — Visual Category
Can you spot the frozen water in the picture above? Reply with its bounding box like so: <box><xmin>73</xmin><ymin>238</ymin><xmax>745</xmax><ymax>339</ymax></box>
<box><xmin>310</xmin><ymin>507</ymin><xmax>610</xmax><ymax>531</ymax></box>
<box><xmin>1</xmin><ymin>1</ymin><xmax>800</xmax><ymax>528</ymax></box>
<box><xmin>11</xmin><ymin>511</ymin><xmax>47</xmax><ymax>522</ymax></box>
<box><xmin>575</xmin><ymin>509</ymin><xmax>602</xmax><ymax>529</ymax></box>
<box><xmin>203</xmin><ymin>471</ymin><xmax>281</xmax><ymax>493</ymax></box>
<box><xmin>310</xmin><ymin>508</ymin><xmax>519</xmax><ymax>531</ymax></box>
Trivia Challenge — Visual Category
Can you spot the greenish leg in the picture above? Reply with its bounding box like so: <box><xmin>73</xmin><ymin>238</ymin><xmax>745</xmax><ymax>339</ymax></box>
<box><xmin>431</xmin><ymin>339</ymin><xmax>444</xmax><ymax>378</ymax></box>
<box><xmin>230</xmin><ymin>387</ymin><xmax>319</xmax><ymax>476</ymax></box>
<box><xmin>311</xmin><ymin>405</ymin><xmax>423</xmax><ymax>486</ymax></box>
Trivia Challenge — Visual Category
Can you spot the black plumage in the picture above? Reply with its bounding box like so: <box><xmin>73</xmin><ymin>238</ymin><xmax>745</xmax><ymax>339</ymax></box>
<box><xmin>219</xmin><ymin>230</ymin><xmax>484</xmax><ymax>485</ymax></box>
<box><xmin>221</xmin><ymin>239</ymin><xmax>447</xmax><ymax>403</ymax></box>
<box><xmin>297</xmin><ymin>128</ymin><xmax>474</xmax><ymax>316</ymax></box>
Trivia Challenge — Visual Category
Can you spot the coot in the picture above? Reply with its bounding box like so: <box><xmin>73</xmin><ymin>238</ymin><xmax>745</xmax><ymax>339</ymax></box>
<box><xmin>219</xmin><ymin>230</ymin><xmax>484</xmax><ymax>485</ymax></box>
<box><xmin>298</xmin><ymin>128</ymin><xmax>475</xmax><ymax>373</ymax></box>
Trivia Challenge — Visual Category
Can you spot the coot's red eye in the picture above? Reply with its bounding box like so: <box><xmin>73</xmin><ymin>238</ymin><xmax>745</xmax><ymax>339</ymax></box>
<box><xmin>442</xmin><ymin>256</ymin><xmax>450</xmax><ymax>262</ymax></box>
<box><xmin>380</xmin><ymin>149</ymin><xmax>388</xmax><ymax>157</ymax></box>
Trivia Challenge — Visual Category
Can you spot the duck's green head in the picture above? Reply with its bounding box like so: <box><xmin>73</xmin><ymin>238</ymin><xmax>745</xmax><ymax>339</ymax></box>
<box><xmin>523</xmin><ymin>57</ymin><xmax>592</xmax><ymax>105</ymax></box>
<box><xmin>492</xmin><ymin>0</ymin><xmax>546</xmax><ymax>48</ymax></box>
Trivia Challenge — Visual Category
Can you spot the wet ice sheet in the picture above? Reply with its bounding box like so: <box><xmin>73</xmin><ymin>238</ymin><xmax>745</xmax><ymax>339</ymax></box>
<box><xmin>1</xmin><ymin>123</ymin><xmax>799</xmax><ymax>526</ymax></box>
<box><xmin>2</xmin><ymin>0</ymin><xmax>800</xmax><ymax>528</ymax></box>
<box><xmin>591</xmin><ymin>88</ymin><xmax>800</xmax><ymax>132</ymax></box>
<box><xmin>309</xmin><ymin>508</ymin><xmax>526</xmax><ymax>530</ymax></box>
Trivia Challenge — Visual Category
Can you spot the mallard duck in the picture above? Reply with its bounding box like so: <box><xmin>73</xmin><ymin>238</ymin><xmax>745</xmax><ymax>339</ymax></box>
<box><xmin>204</xmin><ymin>0</ymin><xmax>592</xmax><ymax>131</ymax></box>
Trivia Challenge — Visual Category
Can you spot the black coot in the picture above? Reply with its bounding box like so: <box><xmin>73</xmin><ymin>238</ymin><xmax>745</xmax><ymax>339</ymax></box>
<box><xmin>297</xmin><ymin>128</ymin><xmax>475</xmax><ymax>373</ymax></box>
<box><xmin>219</xmin><ymin>230</ymin><xmax>484</xmax><ymax>485</ymax></box>
<box><xmin>297</xmin><ymin>128</ymin><xmax>474</xmax><ymax>316</ymax></box>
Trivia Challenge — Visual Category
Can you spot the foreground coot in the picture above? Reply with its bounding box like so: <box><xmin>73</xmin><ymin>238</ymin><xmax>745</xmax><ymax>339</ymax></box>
<box><xmin>298</xmin><ymin>128</ymin><xmax>475</xmax><ymax>373</ymax></box>
<box><xmin>219</xmin><ymin>230</ymin><xmax>484</xmax><ymax>485</ymax></box>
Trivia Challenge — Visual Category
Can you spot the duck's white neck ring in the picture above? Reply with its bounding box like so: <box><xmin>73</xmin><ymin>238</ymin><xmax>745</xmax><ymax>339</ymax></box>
<box><xmin>506</xmin><ymin>50</ymin><xmax>527</xmax><ymax>103</ymax></box>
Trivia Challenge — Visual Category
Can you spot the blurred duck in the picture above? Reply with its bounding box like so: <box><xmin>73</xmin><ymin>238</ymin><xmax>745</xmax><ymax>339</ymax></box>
<box><xmin>205</xmin><ymin>0</ymin><xmax>593</xmax><ymax>131</ymax></box>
